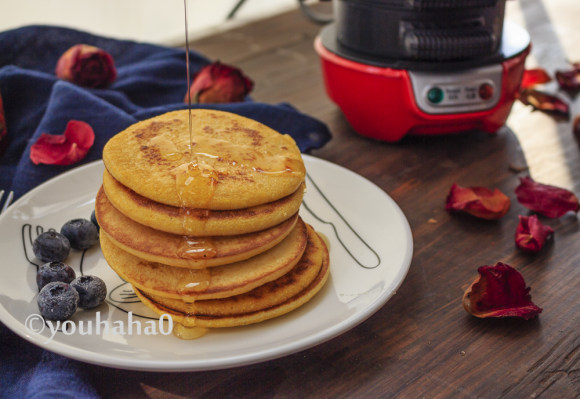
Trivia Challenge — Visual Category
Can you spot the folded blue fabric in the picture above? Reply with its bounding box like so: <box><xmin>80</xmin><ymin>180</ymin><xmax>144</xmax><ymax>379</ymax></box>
<box><xmin>0</xmin><ymin>25</ymin><xmax>331</xmax><ymax>398</ymax></box>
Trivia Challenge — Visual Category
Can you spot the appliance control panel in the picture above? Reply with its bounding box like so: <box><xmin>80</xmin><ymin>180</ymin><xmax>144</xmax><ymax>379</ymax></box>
<box><xmin>408</xmin><ymin>64</ymin><xmax>503</xmax><ymax>115</ymax></box>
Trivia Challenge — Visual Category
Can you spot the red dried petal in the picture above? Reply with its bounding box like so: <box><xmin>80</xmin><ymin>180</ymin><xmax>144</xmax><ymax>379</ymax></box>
<box><xmin>515</xmin><ymin>176</ymin><xmax>579</xmax><ymax>218</ymax></box>
<box><xmin>30</xmin><ymin>120</ymin><xmax>95</xmax><ymax>166</ymax></box>
<box><xmin>184</xmin><ymin>61</ymin><xmax>254</xmax><ymax>104</ymax></box>
<box><xmin>555</xmin><ymin>64</ymin><xmax>580</xmax><ymax>93</ymax></box>
<box><xmin>521</xmin><ymin>68</ymin><xmax>552</xmax><ymax>89</ymax></box>
<box><xmin>445</xmin><ymin>183</ymin><xmax>510</xmax><ymax>220</ymax></box>
<box><xmin>55</xmin><ymin>44</ymin><xmax>117</xmax><ymax>89</ymax></box>
<box><xmin>515</xmin><ymin>215</ymin><xmax>554</xmax><ymax>253</ymax></box>
<box><xmin>518</xmin><ymin>88</ymin><xmax>570</xmax><ymax>120</ymax></box>
<box><xmin>574</xmin><ymin>115</ymin><xmax>580</xmax><ymax>138</ymax></box>
<box><xmin>0</xmin><ymin>88</ymin><xmax>7</xmax><ymax>156</ymax></box>
<box><xmin>463</xmin><ymin>262</ymin><xmax>542</xmax><ymax>320</ymax></box>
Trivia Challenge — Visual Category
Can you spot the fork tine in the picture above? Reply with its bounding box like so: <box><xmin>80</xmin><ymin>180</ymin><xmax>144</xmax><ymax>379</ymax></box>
<box><xmin>1</xmin><ymin>190</ymin><xmax>13</xmax><ymax>214</ymax></box>
<box><xmin>0</xmin><ymin>190</ymin><xmax>4</xmax><ymax>204</ymax></box>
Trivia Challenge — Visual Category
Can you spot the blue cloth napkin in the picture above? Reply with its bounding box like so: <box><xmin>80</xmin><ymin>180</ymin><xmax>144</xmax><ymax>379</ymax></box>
<box><xmin>0</xmin><ymin>25</ymin><xmax>331</xmax><ymax>398</ymax></box>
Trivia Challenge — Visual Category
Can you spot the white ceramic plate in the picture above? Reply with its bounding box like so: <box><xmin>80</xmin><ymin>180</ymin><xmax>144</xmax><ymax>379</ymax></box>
<box><xmin>0</xmin><ymin>155</ymin><xmax>412</xmax><ymax>371</ymax></box>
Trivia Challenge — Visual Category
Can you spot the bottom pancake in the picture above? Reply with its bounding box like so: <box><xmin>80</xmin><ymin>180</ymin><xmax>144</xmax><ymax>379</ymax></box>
<box><xmin>134</xmin><ymin>225</ymin><xmax>330</xmax><ymax>328</ymax></box>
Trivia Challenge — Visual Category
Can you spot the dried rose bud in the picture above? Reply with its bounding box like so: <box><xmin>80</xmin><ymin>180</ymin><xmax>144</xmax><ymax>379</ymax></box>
<box><xmin>55</xmin><ymin>44</ymin><xmax>117</xmax><ymax>89</ymax></box>
<box><xmin>515</xmin><ymin>215</ymin><xmax>554</xmax><ymax>253</ymax></box>
<box><xmin>30</xmin><ymin>120</ymin><xmax>95</xmax><ymax>166</ymax></box>
<box><xmin>518</xmin><ymin>88</ymin><xmax>570</xmax><ymax>120</ymax></box>
<box><xmin>463</xmin><ymin>262</ymin><xmax>542</xmax><ymax>320</ymax></box>
<box><xmin>184</xmin><ymin>61</ymin><xmax>254</xmax><ymax>104</ymax></box>
<box><xmin>0</xmin><ymin>88</ymin><xmax>7</xmax><ymax>155</ymax></box>
<box><xmin>515</xmin><ymin>176</ymin><xmax>579</xmax><ymax>218</ymax></box>
<box><xmin>445</xmin><ymin>183</ymin><xmax>510</xmax><ymax>220</ymax></box>
<box><xmin>521</xmin><ymin>68</ymin><xmax>552</xmax><ymax>89</ymax></box>
<box><xmin>555</xmin><ymin>64</ymin><xmax>580</xmax><ymax>93</ymax></box>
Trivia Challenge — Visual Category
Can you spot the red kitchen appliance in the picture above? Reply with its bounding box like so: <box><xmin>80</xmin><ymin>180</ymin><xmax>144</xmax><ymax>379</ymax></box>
<box><xmin>314</xmin><ymin>0</ymin><xmax>531</xmax><ymax>142</ymax></box>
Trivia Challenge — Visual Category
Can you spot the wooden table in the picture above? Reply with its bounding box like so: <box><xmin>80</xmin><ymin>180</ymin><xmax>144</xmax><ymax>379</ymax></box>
<box><xmin>90</xmin><ymin>2</ymin><xmax>580</xmax><ymax>397</ymax></box>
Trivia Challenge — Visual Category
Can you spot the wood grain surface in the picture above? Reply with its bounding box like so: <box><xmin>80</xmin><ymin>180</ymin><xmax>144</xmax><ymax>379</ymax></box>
<box><xmin>89</xmin><ymin>1</ymin><xmax>580</xmax><ymax>397</ymax></box>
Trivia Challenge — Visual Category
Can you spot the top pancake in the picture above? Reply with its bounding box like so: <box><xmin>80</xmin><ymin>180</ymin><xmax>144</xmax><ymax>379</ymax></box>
<box><xmin>102</xmin><ymin>109</ymin><xmax>306</xmax><ymax>210</ymax></box>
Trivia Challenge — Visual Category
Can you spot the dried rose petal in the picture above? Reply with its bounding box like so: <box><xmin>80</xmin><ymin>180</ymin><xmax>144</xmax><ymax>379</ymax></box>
<box><xmin>445</xmin><ymin>183</ymin><xmax>510</xmax><ymax>220</ymax></box>
<box><xmin>515</xmin><ymin>176</ymin><xmax>579</xmax><ymax>218</ymax></box>
<box><xmin>184</xmin><ymin>61</ymin><xmax>254</xmax><ymax>104</ymax></box>
<box><xmin>55</xmin><ymin>44</ymin><xmax>117</xmax><ymax>89</ymax></box>
<box><xmin>555</xmin><ymin>64</ymin><xmax>580</xmax><ymax>93</ymax></box>
<box><xmin>521</xmin><ymin>68</ymin><xmax>552</xmax><ymax>89</ymax></box>
<box><xmin>515</xmin><ymin>215</ymin><xmax>554</xmax><ymax>253</ymax></box>
<box><xmin>0</xmin><ymin>88</ymin><xmax>7</xmax><ymax>156</ymax></box>
<box><xmin>30</xmin><ymin>120</ymin><xmax>95</xmax><ymax>166</ymax></box>
<box><xmin>574</xmin><ymin>115</ymin><xmax>580</xmax><ymax>138</ymax></box>
<box><xmin>518</xmin><ymin>88</ymin><xmax>570</xmax><ymax>119</ymax></box>
<box><xmin>463</xmin><ymin>262</ymin><xmax>542</xmax><ymax>320</ymax></box>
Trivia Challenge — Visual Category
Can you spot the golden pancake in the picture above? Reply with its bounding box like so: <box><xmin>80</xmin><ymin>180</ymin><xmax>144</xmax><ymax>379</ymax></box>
<box><xmin>100</xmin><ymin>218</ymin><xmax>308</xmax><ymax>301</ymax></box>
<box><xmin>102</xmin><ymin>169</ymin><xmax>305</xmax><ymax>236</ymax></box>
<box><xmin>95</xmin><ymin>186</ymin><xmax>299</xmax><ymax>268</ymax></box>
<box><xmin>134</xmin><ymin>225</ymin><xmax>330</xmax><ymax>328</ymax></box>
<box><xmin>102</xmin><ymin>109</ymin><xmax>306</xmax><ymax>210</ymax></box>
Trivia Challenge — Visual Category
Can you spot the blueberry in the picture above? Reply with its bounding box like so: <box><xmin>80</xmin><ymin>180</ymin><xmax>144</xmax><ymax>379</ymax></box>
<box><xmin>70</xmin><ymin>275</ymin><xmax>106</xmax><ymax>309</ymax></box>
<box><xmin>36</xmin><ymin>261</ymin><xmax>76</xmax><ymax>291</ymax></box>
<box><xmin>37</xmin><ymin>282</ymin><xmax>79</xmax><ymax>321</ymax></box>
<box><xmin>33</xmin><ymin>231</ymin><xmax>71</xmax><ymax>263</ymax></box>
<box><xmin>90</xmin><ymin>210</ymin><xmax>99</xmax><ymax>231</ymax></box>
<box><xmin>60</xmin><ymin>218</ymin><xmax>99</xmax><ymax>250</ymax></box>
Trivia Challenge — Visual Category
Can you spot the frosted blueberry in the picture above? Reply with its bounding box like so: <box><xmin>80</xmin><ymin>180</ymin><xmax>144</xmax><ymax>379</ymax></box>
<box><xmin>33</xmin><ymin>231</ymin><xmax>71</xmax><ymax>263</ymax></box>
<box><xmin>36</xmin><ymin>261</ymin><xmax>76</xmax><ymax>291</ymax></box>
<box><xmin>71</xmin><ymin>275</ymin><xmax>106</xmax><ymax>309</ymax></box>
<box><xmin>90</xmin><ymin>210</ymin><xmax>99</xmax><ymax>231</ymax></box>
<box><xmin>37</xmin><ymin>281</ymin><xmax>79</xmax><ymax>321</ymax></box>
<box><xmin>60</xmin><ymin>218</ymin><xmax>99</xmax><ymax>250</ymax></box>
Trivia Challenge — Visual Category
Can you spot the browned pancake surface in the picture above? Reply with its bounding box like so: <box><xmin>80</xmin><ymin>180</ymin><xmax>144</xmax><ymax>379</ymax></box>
<box><xmin>99</xmin><ymin>218</ymin><xmax>308</xmax><ymax>301</ymax></box>
<box><xmin>102</xmin><ymin>169</ymin><xmax>304</xmax><ymax>236</ymax></box>
<box><xmin>95</xmin><ymin>186</ymin><xmax>298</xmax><ymax>268</ymax></box>
<box><xmin>102</xmin><ymin>109</ymin><xmax>305</xmax><ymax>210</ymax></box>
<box><xmin>134</xmin><ymin>225</ymin><xmax>330</xmax><ymax>328</ymax></box>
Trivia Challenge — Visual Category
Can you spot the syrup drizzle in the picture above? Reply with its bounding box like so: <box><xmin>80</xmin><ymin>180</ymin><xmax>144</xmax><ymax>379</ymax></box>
<box><xmin>173</xmin><ymin>0</ymin><xmax>209</xmax><ymax>339</ymax></box>
<box><xmin>184</xmin><ymin>0</ymin><xmax>193</xmax><ymax>152</ymax></box>
<box><xmin>176</xmin><ymin>236</ymin><xmax>217</xmax><ymax>260</ymax></box>
<box><xmin>170</xmin><ymin>1</ymin><xmax>299</xmax><ymax>338</ymax></box>
<box><xmin>177</xmin><ymin>268</ymin><xmax>212</xmax><ymax>301</ymax></box>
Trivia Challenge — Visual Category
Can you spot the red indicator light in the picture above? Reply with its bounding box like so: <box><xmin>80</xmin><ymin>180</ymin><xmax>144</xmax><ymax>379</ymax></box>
<box><xmin>479</xmin><ymin>83</ymin><xmax>494</xmax><ymax>100</ymax></box>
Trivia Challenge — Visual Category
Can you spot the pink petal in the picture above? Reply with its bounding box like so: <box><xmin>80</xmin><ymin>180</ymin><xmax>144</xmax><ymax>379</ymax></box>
<box><xmin>521</xmin><ymin>68</ymin><xmax>552</xmax><ymax>89</ymax></box>
<box><xmin>518</xmin><ymin>89</ymin><xmax>570</xmax><ymax>120</ymax></box>
<box><xmin>445</xmin><ymin>183</ymin><xmax>510</xmax><ymax>220</ymax></box>
<box><xmin>515</xmin><ymin>215</ymin><xmax>554</xmax><ymax>253</ymax></box>
<box><xmin>30</xmin><ymin>120</ymin><xmax>95</xmax><ymax>166</ymax></box>
<box><xmin>515</xmin><ymin>176</ymin><xmax>579</xmax><ymax>218</ymax></box>
<box><xmin>463</xmin><ymin>263</ymin><xmax>542</xmax><ymax>320</ymax></box>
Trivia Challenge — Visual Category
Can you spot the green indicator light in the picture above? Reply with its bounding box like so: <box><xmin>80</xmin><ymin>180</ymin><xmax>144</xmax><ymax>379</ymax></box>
<box><xmin>427</xmin><ymin>87</ymin><xmax>444</xmax><ymax>104</ymax></box>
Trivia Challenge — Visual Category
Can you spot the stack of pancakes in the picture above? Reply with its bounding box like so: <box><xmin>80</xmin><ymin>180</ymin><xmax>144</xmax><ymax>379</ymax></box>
<box><xmin>96</xmin><ymin>109</ymin><xmax>329</xmax><ymax>332</ymax></box>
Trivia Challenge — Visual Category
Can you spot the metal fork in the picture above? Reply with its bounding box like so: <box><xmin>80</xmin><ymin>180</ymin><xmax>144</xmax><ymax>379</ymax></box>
<box><xmin>0</xmin><ymin>190</ymin><xmax>14</xmax><ymax>214</ymax></box>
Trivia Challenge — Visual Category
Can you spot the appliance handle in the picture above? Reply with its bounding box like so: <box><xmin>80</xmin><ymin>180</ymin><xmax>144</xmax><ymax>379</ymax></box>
<box><xmin>298</xmin><ymin>0</ymin><xmax>334</xmax><ymax>25</ymax></box>
<box><xmin>402</xmin><ymin>24</ymin><xmax>498</xmax><ymax>60</ymax></box>
<box><xmin>406</xmin><ymin>0</ymin><xmax>499</xmax><ymax>10</ymax></box>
